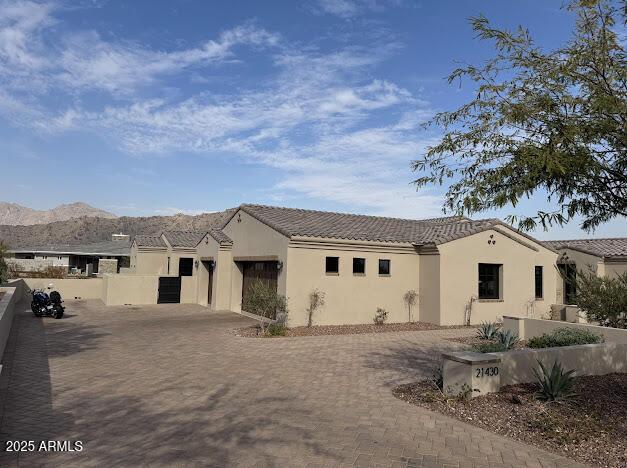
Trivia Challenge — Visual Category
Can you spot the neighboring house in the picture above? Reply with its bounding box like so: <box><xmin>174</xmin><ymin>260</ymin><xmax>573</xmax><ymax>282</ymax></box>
<box><xmin>543</xmin><ymin>238</ymin><xmax>627</xmax><ymax>305</ymax></box>
<box><xmin>8</xmin><ymin>234</ymin><xmax>131</xmax><ymax>275</ymax></box>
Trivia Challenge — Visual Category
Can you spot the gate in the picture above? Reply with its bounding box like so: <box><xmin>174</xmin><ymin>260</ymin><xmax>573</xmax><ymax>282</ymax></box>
<box><xmin>158</xmin><ymin>277</ymin><xmax>181</xmax><ymax>304</ymax></box>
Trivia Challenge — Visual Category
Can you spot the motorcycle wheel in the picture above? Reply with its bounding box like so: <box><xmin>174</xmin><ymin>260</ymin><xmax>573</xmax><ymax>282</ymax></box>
<box><xmin>32</xmin><ymin>304</ymin><xmax>43</xmax><ymax>317</ymax></box>
<box><xmin>52</xmin><ymin>306</ymin><xmax>64</xmax><ymax>319</ymax></box>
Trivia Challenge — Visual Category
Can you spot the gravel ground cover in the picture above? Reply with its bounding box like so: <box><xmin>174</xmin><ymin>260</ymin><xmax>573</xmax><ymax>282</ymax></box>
<box><xmin>446</xmin><ymin>335</ymin><xmax>528</xmax><ymax>349</ymax></box>
<box><xmin>236</xmin><ymin>321</ymin><xmax>472</xmax><ymax>337</ymax></box>
<box><xmin>393</xmin><ymin>374</ymin><xmax>627</xmax><ymax>468</ymax></box>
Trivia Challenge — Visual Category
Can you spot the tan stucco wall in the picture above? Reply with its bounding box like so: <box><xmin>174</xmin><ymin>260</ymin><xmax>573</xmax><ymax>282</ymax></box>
<box><xmin>436</xmin><ymin>227</ymin><xmax>558</xmax><ymax>325</ymax></box>
<box><xmin>285</xmin><ymin>239</ymin><xmax>419</xmax><ymax>327</ymax></box>
<box><xmin>102</xmin><ymin>274</ymin><xmax>158</xmax><ymax>305</ymax></box>
<box><xmin>555</xmin><ymin>248</ymin><xmax>602</xmax><ymax>274</ymax></box>
<box><xmin>195</xmin><ymin>236</ymin><xmax>233</xmax><ymax>310</ymax></box>
<box><xmin>223</xmin><ymin>210</ymin><xmax>290</xmax><ymax>312</ymax></box>
<box><xmin>167</xmin><ymin>249</ymin><xmax>197</xmax><ymax>277</ymax></box>
<box><xmin>504</xmin><ymin>315</ymin><xmax>627</xmax><ymax>344</ymax></box>
<box><xmin>23</xmin><ymin>278</ymin><xmax>104</xmax><ymax>300</ymax></box>
<box><xmin>599</xmin><ymin>260</ymin><xmax>627</xmax><ymax>279</ymax></box>
<box><xmin>133</xmin><ymin>247</ymin><xmax>169</xmax><ymax>275</ymax></box>
<box><xmin>495</xmin><ymin>343</ymin><xmax>627</xmax><ymax>386</ymax></box>
<box><xmin>180</xmin><ymin>275</ymin><xmax>197</xmax><ymax>304</ymax></box>
<box><xmin>418</xmin><ymin>251</ymin><xmax>440</xmax><ymax>324</ymax></box>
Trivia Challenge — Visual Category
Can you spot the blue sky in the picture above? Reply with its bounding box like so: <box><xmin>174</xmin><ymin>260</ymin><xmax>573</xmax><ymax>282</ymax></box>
<box><xmin>0</xmin><ymin>0</ymin><xmax>624</xmax><ymax>239</ymax></box>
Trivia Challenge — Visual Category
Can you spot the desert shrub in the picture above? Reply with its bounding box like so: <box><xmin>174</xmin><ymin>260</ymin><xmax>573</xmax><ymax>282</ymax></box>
<box><xmin>476</xmin><ymin>321</ymin><xmax>500</xmax><ymax>340</ymax></box>
<box><xmin>533</xmin><ymin>360</ymin><xmax>577</xmax><ymax>402</ymax></box>
<box><xmin>528</xmin><ymin>327</ymin><xmax>604</xmax><ymax>349</ymax></box>
<box><xmin>576</xmin><ymin>270</ymin><xmax>627</xmax><ymax>328</ymax></box>
<box><xmin>241</xmin><ymin>280</ymin><xmax>288</xmax><ymax>334</ymax></box>
<box><xmin>472</xmin><ymin>342</ymin><xmax>506</xmax><ymax>353</ymax></box>
<box><xmin>0</xmin><ymin>242</ymin><xmax>8</xmax><ymax>284</ymax></box>
<box><xmin>496</xmin><ymin>329</ymin><xmax>519</xmax><ymax>350</ymax></box>
<box><xmin>403</xmin><ymin>290</ymin><xmax>418</xmax><ymax>322</ymax></box>
<box><xmin>306</xmin><ymin>289</ymin><xmax>325</xmax><ymax>327</ymax></box>
<box><xmin>266</xmin><ymin>323</ymin><xmax>287</xmax><ymax>336</ymax></box>
<box><xmin>431</xmin><ymin>364</ymin><xmax>444</xmax><ymax>391</ymax></box>
<box><xmin>373</xmin><ymin>307</ymin><xmax>388</xmax><ymax>325</ymax></box>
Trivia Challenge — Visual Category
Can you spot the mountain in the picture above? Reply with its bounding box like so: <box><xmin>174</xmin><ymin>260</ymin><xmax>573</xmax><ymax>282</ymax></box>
<box><xmin>0</xmin><ymin>202</ymin><xmax>117</xmax><ymax>226</ymax></box>
<box><xmin>0</xmin><ymin>209</ymin><xmax>237</xmax><ymax>248</ymax></box>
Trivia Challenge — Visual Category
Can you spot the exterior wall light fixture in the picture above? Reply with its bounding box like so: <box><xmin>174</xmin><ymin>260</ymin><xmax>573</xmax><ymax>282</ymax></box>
<box><xmin>277</xmin><ymin>260</ymin><xmax>284</xmax><ymax>271</ymax></box>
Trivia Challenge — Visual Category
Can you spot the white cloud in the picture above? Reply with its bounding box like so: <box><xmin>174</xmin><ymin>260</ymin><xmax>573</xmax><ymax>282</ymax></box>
<box><xmin>57</xmin><ymin>24</ymin><xmax>280</xmax><ymax>94</ymax></box>
<box><xmin>317</xmin><ymin>0</ymin><xmax>359</xmax><ymax>18</ymax></box>
<box><xmin>0</xmin><ymin>1</ymin><xmax>442</xmax><ymax>219</ymax></box>
<box><xmin>0</xmin><ymin>0</ymin><xmax>53</xmax><ymax>69</ymax></box>
<box><xmin>315</xmin><ymin>0</ymin><xmax>405</xmax><ymax>18</ymax></box>
<box><xmin>0</xmin><ymin>1</ymin><xmax>279</xmax><ymax>95</ymax></box>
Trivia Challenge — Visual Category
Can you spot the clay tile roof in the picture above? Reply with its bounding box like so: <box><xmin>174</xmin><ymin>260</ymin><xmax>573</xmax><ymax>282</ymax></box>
<box><xmin>163</xmin><ymin>230</ymin><xmax>208</xmax><ymax>248</ymax></box>
<box><xmin>238</xmin><ymin>204</ymin><xmax>502</xmax><ymax>245</ymax></box>
<box><xmin>133</xmin><ymin>235</ymin><xmax>166</xmax><ymax>248</ymax></box>
<box><xmin>542</xmin><ymin>238</ymin><xmax>627</xmax><ymax>258</ymax></box>
<box><xmin>207</xmin><ymin>229</ymin><xmax>232</xmax><ymax>245</ymax></box>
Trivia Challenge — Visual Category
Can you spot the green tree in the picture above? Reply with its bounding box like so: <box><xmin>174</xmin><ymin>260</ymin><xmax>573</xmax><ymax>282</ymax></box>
<box><xmin>413</xmin><ymin>0</ymin><xmax>626</xmax><ymax>231</ymax></box>
<box><xmin>576</xmin><ymin>269</ymin><xmax>627</xmax><ymax>328</ymax></box>
<box><xmin>0</xmin><ymin>242</ymin><xmax>9</xmax><ymax>285</ymax></box>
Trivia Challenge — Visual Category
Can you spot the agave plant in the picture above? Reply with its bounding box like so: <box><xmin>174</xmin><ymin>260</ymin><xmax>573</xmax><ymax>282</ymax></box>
<box><xmin>476</xmin><ymin>321</ymin><xmax>500</xmax><ymax>340</ymax></box>
<box><xmin>496</xmin><ymin>329</ymin><xmax>519</xmax><ymax>350</ymax></box>
<box><xmin>533</xmin><ymin>360</ymin><xmax>577</xmax><ymax>402</ymax></box>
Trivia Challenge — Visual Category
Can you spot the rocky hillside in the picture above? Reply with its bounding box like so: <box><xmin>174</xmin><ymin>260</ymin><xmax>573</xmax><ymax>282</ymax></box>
<box><xmin>0</xmin><ymin>209</ymin><xmax>236</xmax><ymax>248</ymax></box>
<box><xmin>0</xmin><ymin>202</ymin><xmax>117</xmax><ymax>226</ymax></box>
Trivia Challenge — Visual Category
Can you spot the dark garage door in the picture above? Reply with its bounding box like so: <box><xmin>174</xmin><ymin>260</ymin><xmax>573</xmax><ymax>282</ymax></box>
<box><xmin>158</xmin><ymin>277</ymin><xmax>181</xmax><ymax>304</ymax></box>
<box><xmin>241</xmin><ymin>261</ymin><xmax>278</xmax><ymax>306</ymax></box>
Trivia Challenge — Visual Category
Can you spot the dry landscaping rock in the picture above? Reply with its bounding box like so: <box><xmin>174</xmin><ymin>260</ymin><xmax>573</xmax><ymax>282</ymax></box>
<box><xmin>236</xmin><ymin>321</ymin><xmax>471</xmax><ymax>337</ymax></box>
<box><xmin>393</xmin><ymin>373</ymin><xmax>627</xmax><ymax>468</ymax></box>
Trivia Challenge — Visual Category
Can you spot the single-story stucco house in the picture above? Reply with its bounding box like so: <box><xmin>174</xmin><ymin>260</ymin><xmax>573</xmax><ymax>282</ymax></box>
<box><xmin>128</xmin><ymin>204</ymin><xmax>560</xmax><ymax>327</ymax></box>
<box><xmin>542</xmin><ymin>238</ymin><xmax>627</xmax><ymax>305</ymax></box>
<box><xmin>8</xmin><ymin>234</ymin><xmax>131</xmax><ymax>275</ymax></box>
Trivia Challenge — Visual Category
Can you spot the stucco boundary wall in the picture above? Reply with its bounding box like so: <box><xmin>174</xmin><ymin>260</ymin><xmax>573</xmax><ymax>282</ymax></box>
<box><xmin>0</xmin><ymin>279</ymin><xmax>28</xmax><ymax>366</ymax></box>
<box><xmin>503</xmin><ymin>315</ymin><xmax>627</xmax><ymax>344</ymax></box>
<box><xmin>101</xmin><ymin>274</ymin><xmax>159</xmax><ymax>306</ymax></box>
<box><xmin>21</xmin><ymin>278</ymin><xmax>103</xmax><ymax>300</ymax></box>
<box><xmin>442</xmin><ymin>342</ymin><xmax>626</xmax><ymax>396</ymax></box>
<box><xmin>494</xmin><ymin>343</ymin><xmax>627</xmax><ymax>386</ymax></box>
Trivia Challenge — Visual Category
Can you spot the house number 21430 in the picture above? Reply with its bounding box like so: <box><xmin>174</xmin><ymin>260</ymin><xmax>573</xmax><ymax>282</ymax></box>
<box><xmin>475</xmin><ymin>367</ymin><xmax>499</xmax><ymax>378</ymax></box>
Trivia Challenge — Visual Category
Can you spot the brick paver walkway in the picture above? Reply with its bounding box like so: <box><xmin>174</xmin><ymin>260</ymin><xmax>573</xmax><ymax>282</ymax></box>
<box><xmin>0</xmin><ymin>301</ymin><xmax>586</xmax><ymax>467</ymax></box>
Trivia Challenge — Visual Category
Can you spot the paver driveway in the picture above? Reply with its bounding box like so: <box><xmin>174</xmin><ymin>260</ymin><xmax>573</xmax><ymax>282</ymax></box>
<box><xmin>0</xmin><ymin>300</ymin><xmax>585</xmax><ymax>467</ymax></box>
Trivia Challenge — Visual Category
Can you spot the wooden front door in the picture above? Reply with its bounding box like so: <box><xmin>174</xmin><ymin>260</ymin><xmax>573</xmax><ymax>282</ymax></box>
<box><xmin>241</xmin><ymin>261</ymin><xmax>278</xmax><ymax>306</ymax></box>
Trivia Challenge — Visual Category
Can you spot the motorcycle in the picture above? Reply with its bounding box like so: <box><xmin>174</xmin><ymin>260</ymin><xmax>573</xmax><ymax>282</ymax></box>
<box><xmin>31</xmin><ymin>284</ymin><xmax>64</xmax><ymax>319</ymax></box>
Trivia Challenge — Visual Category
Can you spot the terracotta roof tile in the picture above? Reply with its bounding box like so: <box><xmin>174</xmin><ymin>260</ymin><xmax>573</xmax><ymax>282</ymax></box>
<box><xmin>133</xmin><ymin>235</ymin><xmax>166</xmax><ymax>248</ymax></box>
<box><xmin>542</xmin><ymin>238</ymin><xmax>627</xmax><ymax>258</ymax></box>
<box><xmin>208</xmin><ymin>229</ymin><xmax>232</xmax><ymax>245</ymax></box>
<box><xmin>239</xmin><ymin>204</ymin><xmax>509</xmax><ymax>245</ymax></box>
<box><xmin>163</xmin><ymin>231</ymin><xmax>207</xmax><ymax>248</ymax></box>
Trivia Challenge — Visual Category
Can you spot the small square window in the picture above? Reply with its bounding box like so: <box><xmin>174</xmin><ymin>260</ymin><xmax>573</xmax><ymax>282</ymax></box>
<box><xmin>353</xmin><ymin>258</ymin><xmax>366</xmax><ymax>275</ymax></box>
<box><xmin>325</xmin><ymin>256</ymin><xmax>339</xmax><ymax>274</ymax></box>
<box><xmin>378</xmin><ymin>259</ymin><xmax>390</xmax><ymax>275</ymax></box>
<box><xmin>535</xmin><ymin>266</ymin><xmax>543</xmax><ymax>299</ymax></box>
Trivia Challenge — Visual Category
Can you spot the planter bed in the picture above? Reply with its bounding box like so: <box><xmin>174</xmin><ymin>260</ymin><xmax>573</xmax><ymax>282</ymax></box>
<box><xmin>393</xmin><ymin>373</ymin><xmax>627</xmax><ymax>468</ymax></box>
<box><xmin>446</xmin><ymin>336</ymin><xmax>528</xmax><ymax>349</ymax></box>
<box><xmin>236</xmin><ymin>322</ymin><xmax>471</xmax><ymax>338</ymax></box>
